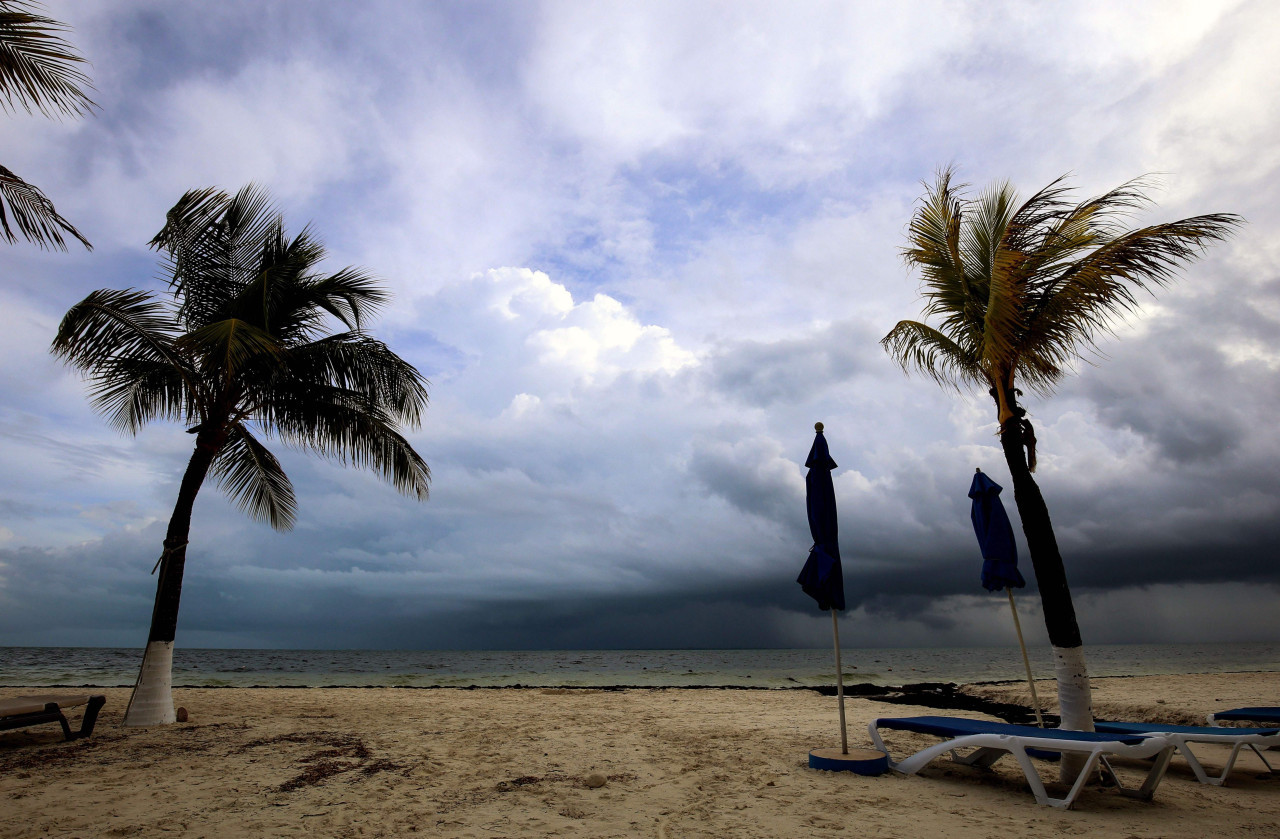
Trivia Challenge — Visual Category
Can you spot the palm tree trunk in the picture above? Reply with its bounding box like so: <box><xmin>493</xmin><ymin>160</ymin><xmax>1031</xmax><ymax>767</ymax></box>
<box><xmin>122</xmin><ymin>431</ymin><xmax>220</xmax><ymax>726</ymax></box>
<box><xmin>997</xmin><ymin>394</ymin><xmax>1094</xmax><ymax>783</ymax></box>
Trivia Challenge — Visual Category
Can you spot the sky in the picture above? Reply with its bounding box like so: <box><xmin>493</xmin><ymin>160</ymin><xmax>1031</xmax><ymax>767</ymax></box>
<box><xmin>2</xmin><ymin>0</ymin><xmax>1279</xmax><ymax>652</ymax></box>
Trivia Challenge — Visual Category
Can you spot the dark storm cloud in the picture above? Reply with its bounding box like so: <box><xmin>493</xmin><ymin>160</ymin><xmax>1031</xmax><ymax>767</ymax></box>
<box><xmin>688</xmin><ymin>438</ymin><xmax>805</xmax><ymax>526</ymax></box>
<box><xmin>0</xmin><ymin>529</ymin><xmax>164</xmax><ymax>647</ymax></box>
<box><xmin>1075</xmin><ymin>334</ymin><xmax>1252</xmax><ymax>464</ymax></box>
<box><xmin>1068</xmin><ymin>536</ymin><xmax>1280</xmax><ymax>592</ymax></box>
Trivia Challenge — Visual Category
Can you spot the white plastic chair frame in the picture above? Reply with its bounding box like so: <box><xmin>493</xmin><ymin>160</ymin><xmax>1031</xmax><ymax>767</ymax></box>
<box><xmin>1096</xmin><ymin>723</ymin><xmax>1277</xmax><ymax>786</ymax></box>
<box><xmin>868</xmin><ymin>719</ymin><xmax>1176</xmax><ymax>809</ymax></box>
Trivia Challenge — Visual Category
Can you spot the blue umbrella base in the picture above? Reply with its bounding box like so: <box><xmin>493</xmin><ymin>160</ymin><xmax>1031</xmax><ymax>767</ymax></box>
<box><xmin>809</xmin><ymin>747</ymin><xmax>888</xmax><ymax>774</ymax></box>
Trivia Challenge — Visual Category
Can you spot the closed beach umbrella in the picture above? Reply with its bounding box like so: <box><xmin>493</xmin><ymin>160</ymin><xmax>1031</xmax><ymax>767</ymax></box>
<box><xmin>798</xmin><ymin>425</ymin><xmax>845</xmax><ymax>612</ymax></box>
<box><xmin>968</xmin><ymin>468</ymin><xmax>1043</xmax><ymax>725</ymax></box>
<box><xmin>798</xmin><ymin>423</ymin><xmax>849</xmax><ymax>754</ymax></box>
<box><xmin>969</xmin><ymin>469</ymin><xmax>1024</xmax><ymax>592</ymax></box>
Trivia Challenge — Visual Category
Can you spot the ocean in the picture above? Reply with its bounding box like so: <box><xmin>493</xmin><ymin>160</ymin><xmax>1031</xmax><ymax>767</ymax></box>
<box><xmin>1</xmin><ymin>642</ymin><xmax>1277</xmax><ymax>689</ymax></box>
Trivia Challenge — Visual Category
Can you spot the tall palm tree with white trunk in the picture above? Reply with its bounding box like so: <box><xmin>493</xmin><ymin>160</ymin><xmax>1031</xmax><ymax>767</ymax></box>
<box><xmin>53</xmin><ymin>185</ymin><xmax>430</xmax><ymax>725</ymax></box>
<box><xmin>882</xmin><ymin>167</ymin><xmax>1240</xmax><ymax>781</ymax></box>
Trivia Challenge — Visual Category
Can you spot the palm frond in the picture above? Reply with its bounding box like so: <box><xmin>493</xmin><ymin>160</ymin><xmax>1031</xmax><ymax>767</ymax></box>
<box><xmin>151</xmin><ymin>185</ymin><xmax>281</xmax><ymax>327</ymax></box>
<box><xmin>221</xmin><ymin>185</ymin><xmax>283</xmax><ymax>284</ymax></box>
<box><xmin>973</xmin><ymin>180</ymin><xmax>1040</xmax><ymax>371</ymax></box>
<box><xmin>880</xmin><ymin>319</ymin><xmax>985</xmax><ymax>390</ymax></box>
<box><xmin>269</xmin><ymin>332</ymin><xmax>429</xmax><ymax>426</ymax></box>
<box><xmin>1019</xmin><ymin>175</ymin><xmax>1163</xmax><ymax>297</ymax></box>
<box><xmin>228</xmin><ymin>224</ymin><xmax>326</xmax><ymax>337</ymax></box>
<box><xmin>364</xmin><ymin>423</ymin><xmax>431</xmax><ymax>500</ymax></box>
<box><xmin>1027</xmin><ymin>212</ymin><xmax>1245</xmax><ymax>364</ymax></box>
<box><xmin>211</xmin><ymin>423</ymin><xmax>297</xmax><ymax>529</ymax></box>
<box><xmin>304</xmin><ymin>266</ymin><xmax>390</xmax><ymax>332</ymax></box>
<box><xmin>0</xmin><ymin>163</ymin><xmax>90</xmax><ymax>249</ymax></box>
<box><xmin>148</xmin><ymin>186</ymin><xmax>227</xmax><ymax>254</ymax></box>
<box><xmin>151</xmin><ymin>187</ymin><xmax>237</xmax><ymax>326</ymax></box>
<box><xmin>906</xmin><ymin>169</ymin><xmax>985</xmax><ymax>352</ymax></box>
<box><xmin>51</xmin><ymin>289</ymin><xmax>204</xmax><ymax>431</ymax></box>
<box><xmin>51</xmin><ymin>288</ymin><xmax>181</xmax><ymax>372</ymax></box>
<box><xmin>0</xmin><ymin>1</ymin><xmax>95</xmax><ymax>118</ymax></box>
<box><xmin>259</xmin><ymin>385</ymin><xmax>430</xmax><ymax>501</ymax></box>
<box><xmin>175</xmin><ymin>318</ymin><xmax>281</xmax><ymax>381</ymax></box>
<box><xmin>960</xmin><ymin>178</ymin><xmax>1019</xmax><ymax>287</ymax></box>
<box><xmin>88</xmin><ymin>356</ymin><xmax>195</xmax><ymax>434</ymax></box>
<box><xmin>904</xmin><ymin>168</ymin><xmax>968</xmax><ymax>299</ymax></box>
<box><xmin>1068</xmin><ymin>175</ymin><xmax>1164</xmax><ymax>240</ymax></box>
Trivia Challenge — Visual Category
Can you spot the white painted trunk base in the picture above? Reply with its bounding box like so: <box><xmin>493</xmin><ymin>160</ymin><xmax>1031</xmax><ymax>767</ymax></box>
<box><xmin>123</xmin><ymin>640</ymin><xmax>176</xmax><ymax>726</ymax></box>
<box><xmin>1052</xmin><ymin>644</ymin><xmax>1095</xmax><ymax>783</ymax></box>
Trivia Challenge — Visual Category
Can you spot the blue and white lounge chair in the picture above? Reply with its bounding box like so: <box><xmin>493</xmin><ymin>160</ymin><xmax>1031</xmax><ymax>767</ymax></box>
<box><xmin>1094</xmin><ymin>721</ymin><xmax>1277</xmax><ymax>785</ymax></box>
<box><xmin>1208</xmin><ymin>707</ymin><xmax>1280</xmax><ymax>727</ymax></box>
<box><xmin>868</xmin><ymin>716</ymin><xmax>1175</xmax><ymax>809</ymax></box>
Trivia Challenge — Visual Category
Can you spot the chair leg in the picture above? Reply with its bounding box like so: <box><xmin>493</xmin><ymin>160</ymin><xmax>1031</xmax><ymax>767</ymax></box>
<box><xmin>71</xmin><ymin>695</ymin><xmax>106</xmax><ymax>740</ymax></box>
<box><xmin>48</xmin><ymin>704</ymin><xmax>74</xmax><ymax>741</ymax></box>
<box><xmin>867</xmin><ymin>722</ymin><xmax>892</xmax><ymax>767</ymax></box>
<box><xmin>952</xmin><ymin>746</ymin><xmax>1005</xmax><ymax>769</ymax></box>
<box><xmin>1247</xmin><ymin>744</ymin><xmax>1276</xmax><ymax>773</ymax></box>
<box><xmin>1061</xmin><ymin>752</ymin><xmax>1103</xmax><ymax>809</ymax></box>
<box><xmin>1097</xmin><ymin>754</ymin><xmax>1121</xmax><ymax>787</ymax></box>
<box><xmin>1008</xmin><ymin>746</ymin><xmax>1053</xmax><ymax>806</ymax></box>
<box><xmin>1168</xmin><ymin>738</ymin><xmax>1267</xmax><ymax>786</ymax></box>
<box><xmin>1179</xmin><ymin>742</ymin><xmax>1221</xmax><ymax>785</ymax></box>
<box><xmin>1094</xmin><ymin>747</ymin><xmax>1171</xmax><ymax>801</ymax></box>
<box><xmin>1129</xmin><ymin>746</ymin><xmax>1175</xmax><ymax>800</ymax></box>
<box><xmin>1008</xmin><ymin>747</ymin><xmax>1101</xmax><ymax>809</ymax></box>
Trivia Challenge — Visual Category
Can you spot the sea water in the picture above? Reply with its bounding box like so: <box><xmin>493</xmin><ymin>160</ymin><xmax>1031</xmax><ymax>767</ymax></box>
<box><xmin>1</xmin><ymin>642</ymin><xmax>1277</xmax><ymax>689</ymax></box>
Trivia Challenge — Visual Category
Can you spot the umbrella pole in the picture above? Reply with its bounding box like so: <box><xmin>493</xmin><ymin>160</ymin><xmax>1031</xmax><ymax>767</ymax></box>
<box><xmin>831</xmin><ymin>608</ymin><xmax>848</xmax><ymax>753</ymax></box>
<box><xmin>1006</xmin><ymin>587</ymin><xmax>1045</xmax><ymax>727</ymax></box>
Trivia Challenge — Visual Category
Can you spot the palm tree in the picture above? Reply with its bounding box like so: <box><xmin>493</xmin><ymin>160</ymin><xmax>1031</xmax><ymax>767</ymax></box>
<box><xmin>882</xmin><ymin>168</ymin><xmax>1240</xmax><ymax>780</ymax></box>
<box><xmin>0</xmin><ymin>0</ymin><xmax>94</xmax><ymax>250</ymax></box>
<box><xmin>52</xmin><ymin>185</ymin><xmax>431</xmax><ymax>725</ymax></box>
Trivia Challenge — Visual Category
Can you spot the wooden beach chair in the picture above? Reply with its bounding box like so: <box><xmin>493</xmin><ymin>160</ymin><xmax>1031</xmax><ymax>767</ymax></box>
<box><xmin>0</xmin><ymin>694</ymin><xmax>106</xmax><ymax>741</ymax></box>
<box><xmin>1094</xmin><ymin>721</ymin><xmax>1277</xmax><ymax>785</ymax></box>
<box><xmin>868</xmin><ymin>715</ymin><xmax>1175</xmax><ymax>809</ymax></box>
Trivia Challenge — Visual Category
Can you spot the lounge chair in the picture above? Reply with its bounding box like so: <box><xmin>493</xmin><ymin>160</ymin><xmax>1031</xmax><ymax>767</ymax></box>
<box><xmin>1208</xmin><ymin>707</ymin><xmax>1280</xmax><ymax>726</ymax></box>
<box><xmin>1094</xmin><ymin>721</ymin><xmax>1276</xmax><ymax>785</ymax></box>
<box><xmin>0</xmin><ymin>694</ymin><xmax>106</xmax><ymax>741</ymax></box>
<box><xmin>868</xmin><ymin>715</ymin><xmax>1175</xmax><ymax>809</ymax></box>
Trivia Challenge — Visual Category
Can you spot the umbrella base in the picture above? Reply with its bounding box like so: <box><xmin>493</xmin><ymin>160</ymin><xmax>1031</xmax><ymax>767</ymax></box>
<box><xmin>809</xmin><ymin>747</ymin><xmax>888</xmax><ymax>774</ymax></box>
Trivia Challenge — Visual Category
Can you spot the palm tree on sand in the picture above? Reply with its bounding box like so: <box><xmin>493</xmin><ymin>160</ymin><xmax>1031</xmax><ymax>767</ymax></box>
<box><xmin>52</xmin><ymin>185</ymin><xmax>431</xmax><ymax>725</ymax></box>
<box><xmin>1</xmin><ymin>0</ymin><xmax>94</xmax><ymax>250</ymax></box>
<box><xmin>882</xmin><ymin>168</ymin><xmax>1240</xmax><ymax>780</ymax></box>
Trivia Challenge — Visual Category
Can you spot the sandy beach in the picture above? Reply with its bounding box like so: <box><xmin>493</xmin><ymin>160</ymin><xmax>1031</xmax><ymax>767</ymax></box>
<box><xmin>2</xmin><ymin>673</ymin><xmax>1277</xmax><ymax>837</ymax></box>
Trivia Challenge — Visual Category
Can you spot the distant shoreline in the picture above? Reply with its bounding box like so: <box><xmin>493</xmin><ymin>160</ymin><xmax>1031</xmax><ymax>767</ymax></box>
<box><xmin>7</xmin><ymin>672</ymin><xmax>1275</xmax><ymax>728</ymax></box>
<box><xmin>4</xmin><ymin>668</ymin><xmax>1275</xmax><ymax>691</ymax></box>
<box><xmin>5</xmin><ymin>643</ymin><xmax>1276</xmax><ymax>690</ymax></box>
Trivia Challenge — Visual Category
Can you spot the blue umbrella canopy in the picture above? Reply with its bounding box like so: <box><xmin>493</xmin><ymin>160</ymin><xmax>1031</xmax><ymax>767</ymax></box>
<box><xmin>797</xmin><ymin>426</ymin><xmax>845</xmax><ymax>611</ymax></box>
<box><xmin>969</xmin><ymin>470</ymin><xmax>1025</xmax><ymax>592</ymax></box>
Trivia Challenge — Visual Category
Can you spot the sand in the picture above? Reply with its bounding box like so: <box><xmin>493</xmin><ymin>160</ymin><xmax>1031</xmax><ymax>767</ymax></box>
<box><xmin>2</xmin><ymin>673</ymin><xmax>1277</xmax><ymax>838</ymax></box>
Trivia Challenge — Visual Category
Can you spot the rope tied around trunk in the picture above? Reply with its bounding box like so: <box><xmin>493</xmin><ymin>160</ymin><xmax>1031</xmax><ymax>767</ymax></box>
<box><xmin>150</xmin><ymin>540</ymin><xmax>189</xmax><ymax>575</ymax></box>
